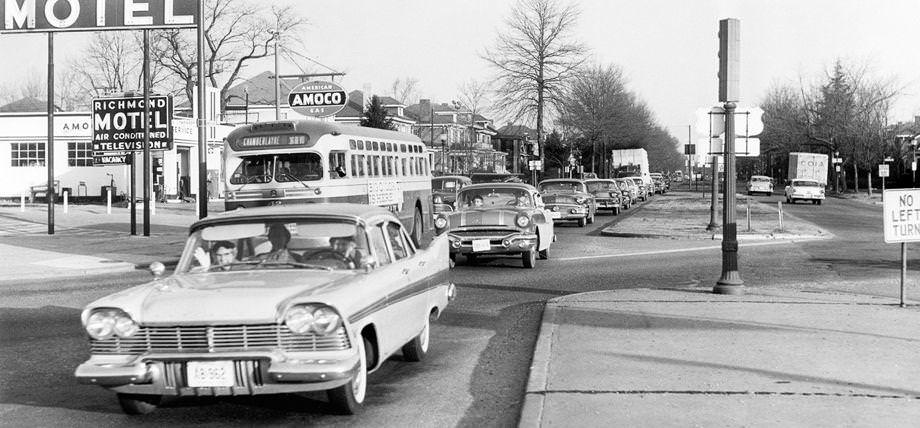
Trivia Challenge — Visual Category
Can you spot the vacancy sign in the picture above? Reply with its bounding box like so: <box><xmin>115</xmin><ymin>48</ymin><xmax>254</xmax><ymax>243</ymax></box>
<box><xmin>883</xmin><ymin>189</ymin><xmax>920</xmax><ymax>243</ymax></box>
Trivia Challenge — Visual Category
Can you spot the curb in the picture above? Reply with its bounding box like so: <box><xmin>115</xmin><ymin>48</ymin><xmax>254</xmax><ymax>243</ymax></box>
<box><xmin>518</xmin><ymin>298</ymin><xmax>560</xmax><ymax>428</ymax></box>
<box><xmin>0</xmin><ymin>262</ymin><xmax>138</xmax><ymax>282</ymax></box>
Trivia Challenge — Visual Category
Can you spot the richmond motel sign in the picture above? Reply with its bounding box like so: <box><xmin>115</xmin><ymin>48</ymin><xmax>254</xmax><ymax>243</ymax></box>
<box><xmin>1</xmin><ymin>0</ymin><xmax>197</xmax><ymax>32</ymax></box>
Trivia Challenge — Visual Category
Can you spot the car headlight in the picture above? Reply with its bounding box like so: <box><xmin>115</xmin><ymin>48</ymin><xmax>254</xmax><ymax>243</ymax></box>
<box><xmin>515</xmin><ymin>214</ymin><xmax>531</xmax><ymax>228</ymax></box>
<box><xmin>575</xmin><ymin>197</ymin><xmax>586</xmax><ymax>204</ymax></box>
<box><xmin>86</xmin><ymin>308</ymin><xmax>137</xmax><ymax>340</ymax></box>
<box><xmin>435</xmin><ymin>216</ymin><xmax>448</xmax><ymax>229</ymax></box>
<box><xmin>284</xmin><ymin>304</ymin><xmax>342</xmax><ymax>336</ymax></box>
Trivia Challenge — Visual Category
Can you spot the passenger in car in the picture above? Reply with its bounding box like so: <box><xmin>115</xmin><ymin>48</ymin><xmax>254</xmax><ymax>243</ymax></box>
<box><xmin>330</xmin><ymin>236</ymin><xmax>364</xmax><ymax>269</ymax></box>
<box><xmin>257</xmin><ymin>224</ymin><xmax>299</xmax><ymax>263</ymax></box>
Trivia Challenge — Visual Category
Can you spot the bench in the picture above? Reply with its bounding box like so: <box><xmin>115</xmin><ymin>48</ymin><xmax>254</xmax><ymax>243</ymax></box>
<box><xmin>29</xmin><ymin>181</ymin><xmax>60</xmax><ymax>203</ymax></box>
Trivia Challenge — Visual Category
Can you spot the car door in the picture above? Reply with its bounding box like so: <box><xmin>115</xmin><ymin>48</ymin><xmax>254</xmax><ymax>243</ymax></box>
<box><xmin>382</xmin><ymin>221</ymin><xmax>432</xmax><ymax>349</ymax></box>
<box><xmin>362</xmin><ymin>219</ymin><xmax>407</xmax><ymax>359</ymax></box>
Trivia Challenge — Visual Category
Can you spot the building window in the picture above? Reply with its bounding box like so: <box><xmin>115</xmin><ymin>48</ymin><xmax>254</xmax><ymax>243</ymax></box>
<box><xmin>68</xmin><ymin>142</ymin><xmax>94</xmax><ymax>167</ymax></box>
<box><xmin>11</xmin><ymin>142</ymin><xmax>45</xmax><ymax>167</ymax></box>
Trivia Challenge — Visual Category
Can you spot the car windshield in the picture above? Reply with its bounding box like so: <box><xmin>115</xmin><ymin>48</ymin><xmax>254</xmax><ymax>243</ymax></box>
<box><xmin>178</xmin><ymin>219</ymin><xmax>370</xmax><ymax>272</ymax></box>
<box><xmin>586</xmin><ymin>181</ymin><xmax>617</xmax><ymax>192</ymax></box>
<box><xmin>432</xmin><ymin>178</ymin><xmax>465</xmax><ymax>191</ymax></box>
<box><xmin>229</xmin><ymin>153</ymin><xmax>323</xmax><ymax>185</ymax></box>
<box><xmin>793</xmin><ymin>180</ymin><xmax>821</xmax><ymax>187</ymax></box>
<box><xmin>751</xmin><ymin>177</ymin><xmax>771</xmax><ymax>182</ymax></box>
<box><xmin>540</xmin><ymin>182</ymin><xmax>583</xmax><ymax>193</ymax></box>
<box><xmin>457</xmin><ymin>187</ymin><xmax>532</xmax><ymax>210</ymax></box>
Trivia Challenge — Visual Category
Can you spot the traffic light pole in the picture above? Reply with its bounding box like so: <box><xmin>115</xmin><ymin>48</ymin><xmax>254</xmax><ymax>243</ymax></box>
<box><xmin>714</xmin><ymin>101</ymin><xmax>744</xmax><ymax>294</ymax></box>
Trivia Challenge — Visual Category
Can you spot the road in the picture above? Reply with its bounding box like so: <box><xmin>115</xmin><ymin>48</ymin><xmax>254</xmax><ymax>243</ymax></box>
<box><xmin>0</xmin><ymin>193</ymin><xmax>903</xmax><ymax>427</ymax></box>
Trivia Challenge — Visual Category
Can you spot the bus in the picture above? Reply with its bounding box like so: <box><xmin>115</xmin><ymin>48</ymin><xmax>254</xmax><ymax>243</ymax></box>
<box><xmin>222</xmin><ymin>119</ymin><xmax>433</xmax><ymax>244</ymax></box>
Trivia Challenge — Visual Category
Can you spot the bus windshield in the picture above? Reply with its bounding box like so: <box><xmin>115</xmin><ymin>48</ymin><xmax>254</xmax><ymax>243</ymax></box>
<box><xmin>229</xmin><ymin>153</ymin><xmax>323</xmax><ymax>185</ymax></box>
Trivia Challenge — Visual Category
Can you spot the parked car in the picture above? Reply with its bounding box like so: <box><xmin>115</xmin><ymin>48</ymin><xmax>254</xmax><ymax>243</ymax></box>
<box><xmin>627</xmin><ymin>177</ymin><xmax>651</xmax><ymax>201</ymax></box>
<box><xmin>435</xmin><ymin>183</ymin><xmax>554</xmax><ymax>268</ymax></box>
<box><xmin>649</xmin><ymin>173</ymin><xmax>667</xmax><ymax>194</ymax></box>
<box><xmin>584</xmin><ymin>179</ymin><xmax>623</xmax><ymax>214</ymax></box>
<box><xmin>747</xmin><ymin>175</ymin><xmax>774</xmax><ymax>196</ymax></box>
<box><xmin>537</xmin><ymin>178</ymin><xmax>597</xmax><ymax>225</ymax></box>
<box><xmin>75</xmin><ymin>204</ymin><xmax>455</xmax><ymax>415</ymax></box>
<box><xmin>784</xmin><ymin>179</ymin><xmax>825</xmax><ymax>205</ymax></box>
<box><xmin>614</xmin><ymin>178</ymin><xmax>639</xmax><ymax>206</ymax></box>
<box><xmin>432</xmin><ymin>175</ymin><xmax>471</xmax><ymax>215</ymax></box>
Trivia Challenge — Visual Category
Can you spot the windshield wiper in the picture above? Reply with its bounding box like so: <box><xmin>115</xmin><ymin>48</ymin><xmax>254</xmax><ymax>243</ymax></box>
<box><xmin>277</xmin><ymin>172</ymin><xmax>312</xmax><ymax>190</ymax></box>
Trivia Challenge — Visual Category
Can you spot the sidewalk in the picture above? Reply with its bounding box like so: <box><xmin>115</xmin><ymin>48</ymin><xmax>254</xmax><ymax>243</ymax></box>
<box><xmin>603</xmin><ymin>191</ymin><xmax>831</xmax><ymax>241</ymax></box>
<box><xmin>0</xmin><ymin>203</ymin><xmax>206</xmax><ymax>281</ymax></box>
<box><xmin>520</xmin><ymin>287</ymin><xmax>920</xmax><ymax>427</ymax></box>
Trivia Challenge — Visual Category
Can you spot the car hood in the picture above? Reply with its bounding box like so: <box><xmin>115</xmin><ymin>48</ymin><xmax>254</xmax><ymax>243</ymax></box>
<box><xmin>445</xmin><ymin>208</ymin><xmax>528</xmax><ymax>228</ymax></box>
<box><xmin>85</xmin><ymin>271</ymin><xmax>355</xmax><ymax>325</ymax></box>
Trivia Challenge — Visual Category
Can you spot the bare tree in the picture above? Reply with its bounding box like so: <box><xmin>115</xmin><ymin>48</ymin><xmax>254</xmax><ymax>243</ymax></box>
<box><xmin>483</xmin><ymin>0</ymin><xmax>586</xmax><ymax>161</ymax></box>
<box><xmin>151</xmin><ymin>0</ymin><xmax>306</xmax><ymax>111</ymax></box>
<box><xmin>455</xmin><ymin>79</ymin><xmax>493</xmax><ymax>174</ymax></box>
<box><xmin>390</xmin><ymin>77</ymin><xmax>420</xmax><ymax>105</ymax></box>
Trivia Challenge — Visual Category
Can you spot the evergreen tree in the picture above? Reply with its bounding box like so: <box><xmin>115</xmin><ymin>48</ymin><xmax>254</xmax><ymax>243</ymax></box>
<box><xmin>361</xmin><ymin>95</ymin><xmax>395</xmax><ymax>130</ymax></box>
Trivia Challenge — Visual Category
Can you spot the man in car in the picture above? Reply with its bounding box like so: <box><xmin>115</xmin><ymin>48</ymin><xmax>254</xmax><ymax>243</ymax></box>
<box><xmin>329</xmin><ymin>235</ymin><xmax>363</xmax><ymax>269</ymax></box>
<box><xmin>257</xmin><ymin>224</ymin><xmax>299</xmax><ymax>263</ymax></box>
<box><xmin>192</xmin><ymin>241</ymin><xmax>237</xmax><ymax>272</ymax></box>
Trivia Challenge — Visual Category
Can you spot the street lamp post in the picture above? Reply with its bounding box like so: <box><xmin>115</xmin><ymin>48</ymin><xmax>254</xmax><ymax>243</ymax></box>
<box><xmin>439</xmin><ymin>134</ymin><xmax>447</xmax><ymax>174</ymax></box>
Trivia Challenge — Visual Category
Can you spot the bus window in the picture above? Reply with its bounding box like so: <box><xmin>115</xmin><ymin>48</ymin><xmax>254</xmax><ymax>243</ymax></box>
<box><xmin>349</xmin><ymin>139</ymin><xmax>356</xmax><ymax>150</ymax></box>
<box><xmin>230</xmin><ymin>155</ymin><xmax>273</xmax><ymax>184</ymax></box>
<box><xmin>401</xmin><ymin>158</ymin><xmax>407</xmax><ymax>176</ymax></box>
<box><xmin>356</xmin><ymin>154</ymin><xmax>366</xmax><ymax>177</ymax></box>
<box><xmin>350</xmin><ymin>155</ymin><xmax>357</xmax><ymax>178</ymax></box>
<box><xmin>330</xmin><ymin>151</ymin><xmax>346</xmax><ymax>179</ymax></box>
<box><xmin>371</xmin><ymin>155</ymin><xmax>379</xmax><ymax>177</ymax></box>
<box><xmin>276</xmin><ymin>153</ymin><xmax>322</xmax><ymax>182</ymax></box>
<box><xmin>386</xmin><ymin>142</ymin><xmax>392</xmax><ymax>152</ymax></box>
<box><xmin>372</xmin><ymin>141</ymin><xmax>379</xmax><ymax>151</ymax></box>
<box><xmin>400</xmin><ymin>144</ymin><xmax>406</xmax><ymax>153</ymax></box>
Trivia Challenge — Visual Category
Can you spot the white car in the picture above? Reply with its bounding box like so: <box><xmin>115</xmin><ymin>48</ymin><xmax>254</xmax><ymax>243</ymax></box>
<box><xmin>785</xmin><ymin>179</ymin><xmax>825</xmax><ymax>205</ymax></box>
<box><xmin>74</xmin><ymin>204</ymin><xmax>455</xmax><ymax>415</ymax></box>
<box><xmin>747</xmin><ymin>175</ymin><xmax>774</xmax><ymax>196</ymax></box>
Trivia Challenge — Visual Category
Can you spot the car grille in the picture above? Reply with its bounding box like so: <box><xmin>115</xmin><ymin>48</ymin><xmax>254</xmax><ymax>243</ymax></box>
<box><xmin>450</xmin><ymin>228</ymin><xmax>519</xmax><ymax>239</ymax></box>
<box><xmin>90</xmin><ymin>324</ymin><xmax>351</xmax><ymax>355</ymax></box>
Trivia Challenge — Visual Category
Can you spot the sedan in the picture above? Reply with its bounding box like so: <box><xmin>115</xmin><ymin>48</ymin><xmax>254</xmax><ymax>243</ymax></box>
<box><xmin>75</xmin><ymin>204</ymin><xmax>455</xmax><ymax>415</ymax></box>
<box><xmin>747</xmin><ymin>175</ymin><xmax>774</xmax><ymax>196</ymax></box>
<box><xmin>785</xmin><ymin>179</ymin><xmax>825</xmax><ymax>205</ymax></box>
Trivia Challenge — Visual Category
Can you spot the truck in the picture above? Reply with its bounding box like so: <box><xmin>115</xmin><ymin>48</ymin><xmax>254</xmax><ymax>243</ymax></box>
<box><xmin>610</xmin><ymin>148</ymin><xmax>650</xmax><ymax>178</ymax></box>
<box><xmin>787</xmin><ymin>152</ymin><xmax>829</xmax><ymax>185</ymax></box>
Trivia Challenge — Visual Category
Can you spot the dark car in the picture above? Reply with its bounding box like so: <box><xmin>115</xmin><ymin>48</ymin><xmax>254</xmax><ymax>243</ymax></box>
<box><xmin>431</xmin><ymin>175</ymin><xmax>471</xmax><ymax>215</ymax></box>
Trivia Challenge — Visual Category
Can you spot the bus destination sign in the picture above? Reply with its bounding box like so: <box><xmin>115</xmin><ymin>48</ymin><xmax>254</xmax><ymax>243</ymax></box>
<box><xmin>231</xmin><ymin>134</ymin><xmax>310</xmax><ymax>151</ymax></box>
<box><xmin>288</xmin><ymin>81</ymin><xmax>347</xmax><ymax>118</ymax></box>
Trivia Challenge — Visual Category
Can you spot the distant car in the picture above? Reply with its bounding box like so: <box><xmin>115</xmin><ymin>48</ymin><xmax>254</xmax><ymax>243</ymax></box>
<box><xmin>628</xmin><ymin>177</ymin><xmax>650</xmax><ymax>201</ymax></box>
<box><xmin>649</xmin><ymin>173</ymin><xmax>667</xmax><ymax>194</ymax></box>
<box><xmin>538</xmin><ymin>178</ymin><xmax>597</xmax><ymax>226</ymax></box>
<box><xmin>75</xmin><ymin>204</ymin><xmax>455</xmax><ymax>415</ymax></box>
<box><xmin>435</xmin><ymin>183</ymin><xmax>554</xmax><ymax>268</ymax></box>
<box><xmin>784</xmin><ymin>179</ymin><xmax>825</xmax><ymax>205</ymax></box>
<box><xmin>614</xmin><ymin>178</ymin><xmax>639</xmax><ymax>205</ymax></box>
<box><xmin>584</xmin><ymin>179</ymin><xmax>623</xmax><ymax>214</ymax></box>
<box><xmin>747</xmin><ymin>175</ymin><xmax>774</xmax><ymax>196</ymax></box>
<box><xmin>470</xmin><ymin>172</ymin><xmax>526</xmax><ymax>184</ymax></box>
<box><xmin>431</xmin><ymin>175</ymin><xmax>471</xmax><ymax>214</ymax></box>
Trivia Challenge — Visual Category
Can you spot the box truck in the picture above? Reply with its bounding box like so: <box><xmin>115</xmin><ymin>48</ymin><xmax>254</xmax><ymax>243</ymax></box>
<box><xmin>611</xmin><ymin>148</ymin><xmax>650</xmax><ymax>178</ymax></box>
<box><xmin>787</xmin><ymin>152</ymin><xmax>829</xmax><ymax>185</ymax></box>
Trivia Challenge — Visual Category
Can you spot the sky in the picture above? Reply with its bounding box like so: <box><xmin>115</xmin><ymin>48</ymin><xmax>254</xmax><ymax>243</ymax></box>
<box><xmin>1</xmin><ymin>0</ymin><xmax>919</xmax><ymax>145</ymax></box>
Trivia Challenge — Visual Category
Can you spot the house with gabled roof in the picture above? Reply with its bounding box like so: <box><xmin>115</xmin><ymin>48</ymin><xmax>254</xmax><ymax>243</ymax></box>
<box><xmin>405</xmin><ymin>99</ymin><xmax>506</xmax><ymax>175</ymax></box>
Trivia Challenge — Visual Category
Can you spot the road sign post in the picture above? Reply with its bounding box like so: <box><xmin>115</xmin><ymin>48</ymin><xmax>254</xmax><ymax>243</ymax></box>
<box><xmin>882</xmin><ymin>189</ymin><xmax>920</xmax><ymax>307</ymax></box>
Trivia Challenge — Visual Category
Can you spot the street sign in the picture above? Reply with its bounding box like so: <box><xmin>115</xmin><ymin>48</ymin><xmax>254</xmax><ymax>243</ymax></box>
<box><xmin>528</xmin><ymin>160</ymin><xmax>543</xmax><ymax>170</ymax></box>
<box><xmin>92</xmin><ymin>95</ymin><xmax>173</xmax><ymax>151</ymax></box>
<box><xmin>93</xmin><ymin>152</ymin><xmax>131</xmax><ymax>166</ymax></box>
<box><xmin>879</xmin><ymin>164</ymin><xmax>890</xmax><ymax>178</ymax></box>
<box><xmin>695</xmin><ymin>105</ymin><xmax>764</xmax><ymax>138</ymax></box>
<box><xmin>0</xmin><ymin>0</ymin><xmax>198</xmax><ymax>33</ymax></box>
<box><xmin>706</xmin><ymin>136</ymin><xmax>760</xmax><ymax>156</ymax></box>
<box><xmin>684</xmin><ymin>144</ymin><xmax>696</xmax><ymax>155</ymax></box>
<box><xmin>883</xmin><ymin>189</ymin><xmax>920</xmax><ymax>243</ymax></box>
<box><xmin>288</xmin><ymin>80</ymin><xmax>348</xmax><ymax>117</ymax></box>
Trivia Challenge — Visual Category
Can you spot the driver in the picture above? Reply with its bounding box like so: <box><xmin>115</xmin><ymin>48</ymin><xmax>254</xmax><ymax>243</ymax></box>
<box><xmin>329</xmin><ymin>236</ymin><xmax>362</xmax><ymax>269</ymax></box>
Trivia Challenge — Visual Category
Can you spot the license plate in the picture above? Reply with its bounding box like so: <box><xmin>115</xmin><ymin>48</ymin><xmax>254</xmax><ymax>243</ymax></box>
<box><xmin>550</xmin><ymin>212</ymin><xmax>561</xmax><ymax>219</ymax></box>
<box><xmin>187</xmin><ymin>361</ymin><xmax>235</xmax><ymax>387</ymax></box>
<box><xmin>472</xmin><ymin>239</ymin><xmax>490</xmax><ymax>252</ymax></box>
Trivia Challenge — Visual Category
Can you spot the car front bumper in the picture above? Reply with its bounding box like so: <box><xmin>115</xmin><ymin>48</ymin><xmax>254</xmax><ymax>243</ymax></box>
<box><xmin>595</xmin><ymin>198</ymin><xmax>620</xmax><ymax>209</ymax></box>
<box><xmin>789</xmin><ymin>193</ymin><xmax>825</xmax><ymax>200</ymax></box>
<box><xmin>546</xmin><ymin>205</ymin><xmax>588</xmax><ymax>221</ymax></box>
<box><xmin>447</xmin><ymin>232</ymin><xmax>537</xmax><ymax>255</ymax></box>
<box><xmin>74</xmin><ymin>349</ymin><xmax>360</xmax><ymax>396</ymax></box>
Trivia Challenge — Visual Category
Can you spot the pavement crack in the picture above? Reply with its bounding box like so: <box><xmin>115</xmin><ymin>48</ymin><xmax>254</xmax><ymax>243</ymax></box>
<box><xmin>529</xmin><ymin>389</ymin><xmax>919</xmax><ymax>399</ymax></box>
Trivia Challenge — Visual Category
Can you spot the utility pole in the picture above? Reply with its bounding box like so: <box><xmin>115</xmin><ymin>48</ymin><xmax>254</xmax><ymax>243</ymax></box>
<box><xmin>273</xmin><ymin>31</ymin><xmax>281</xmax><ymax>120</ymax></box>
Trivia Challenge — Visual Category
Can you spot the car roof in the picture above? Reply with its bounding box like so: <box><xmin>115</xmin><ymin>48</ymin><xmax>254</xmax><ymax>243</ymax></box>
<box><xmin>433</xmin><ymin>175</ymin><xmax>471</xmax><ymax>182</ymax></box>
<box><xmin>750</xmin><ymin>175</ymin><xmax>772</xmax><ymax>179</ymax></box>
<box><xmin>539</xmin><ymin>179</ymin><xmax>585</xmax><ymax>184</ymax></box>
<box><xmin>191</xmin><ymin>203</ymin><xmax>395</xmax><ymax>231</ymax></box>
<box><xmin>584</xmin><ymin>178</ymin><xmax>615</xmax><ymax>182</ymax></box>
<box><xmin>460</xmin><ymin>182</ymin><xmax>538</xmax><ymax>192</ymax></box>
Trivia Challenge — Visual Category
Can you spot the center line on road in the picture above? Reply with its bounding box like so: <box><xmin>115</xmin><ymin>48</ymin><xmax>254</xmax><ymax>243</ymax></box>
<box><xmin>556</xmin><ymin>240</ymin><xmax>799</xmax><ymax>261</ymax></box>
